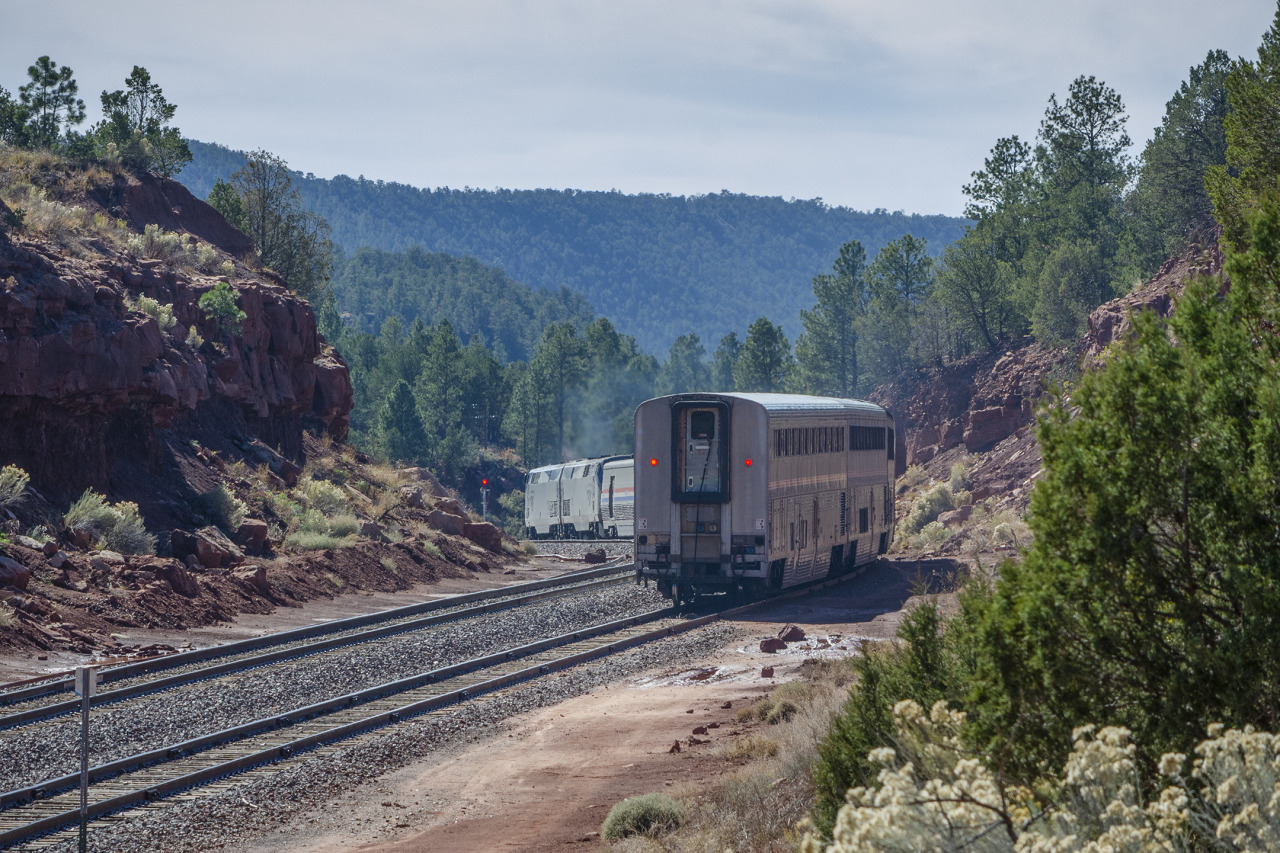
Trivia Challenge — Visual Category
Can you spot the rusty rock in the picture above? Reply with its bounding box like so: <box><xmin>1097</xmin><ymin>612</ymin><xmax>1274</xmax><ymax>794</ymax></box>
<box><xmin>425</xmin><ymin>509</ymin><xmax>464</xmax><ymax>536</ymax></box>
<box><xmin>157</xmin><ymin>563</ymin><xmax>200</xmax><ymax>598</ymax></box>
<box><xmin>759</xmin><ymin>637</ymin><xmax>787</xmax><ymax>653</ymax></box>
<box><xmin>234</xmin><ymin>564</ymin><xmax>271</xmax><ymax>596</ymax></box>
<box><xmin>777</xmin><ymin>624</ymin><xmax>806</xmax><ymax>642</ymax></box>
<box><xmin>0</xmin><ymin>554</ymin><xmax>30</xmax><ymax>590</ymax></box>
<box><xmin>761</xmin><ymin>666</ymin><xmax>775</xmax><ymax>678</ymax></box>
<box><xmin>583</xmin><ymin>547</ymin><xmax>607</xmax><ymax>564</ymax></box>
<box><xmin>233</xmin><ymin>518</ymin><xmax>270</xmax><ymax>553</ymax></box>
<box><xmin>692</xmin><ymin>726</ymin><xmax>708</xmax><ymax>735</ymax></box>
<box><xmin>463</xmin><ymin>521</ymin><xmax>504</xmax><ymax>553</ymax></box>
<box><xmin>668</xmin><ymin>740</ymin><xmax>681</xmax><ymax>754</ymax></box>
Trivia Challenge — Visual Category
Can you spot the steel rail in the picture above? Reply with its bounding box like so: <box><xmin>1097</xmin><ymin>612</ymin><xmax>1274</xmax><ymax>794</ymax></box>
<box><xmin>0</xmin><ymin>605</ymin><xmax>698</xmax><ymax>848</ymax></box>
<box><xmin>0</xmin><ymin>562</ymin><xmax>634</xmax><ymax>730</ymax></box>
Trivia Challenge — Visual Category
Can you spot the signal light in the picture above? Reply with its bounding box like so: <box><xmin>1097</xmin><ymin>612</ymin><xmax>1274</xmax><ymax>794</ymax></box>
<box><xmin>481</xmin><ymin>478</ymin><xmax>489</xmax><ymax>486</ymax></box>
<box><xmin>744</xmin><ymin>458</ymin><xmax>753</xmax><ymax>467</ymax></box>
<box><xmin>649</xmin><ymin>458</ymin><xmax>659</xmax><ymax>466</ymax></box>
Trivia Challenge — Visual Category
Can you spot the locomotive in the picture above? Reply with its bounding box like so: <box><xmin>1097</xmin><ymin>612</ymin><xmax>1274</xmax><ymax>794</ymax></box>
<box><xmin>633</xmin><ymin>393</ymin><xmax>896</xmax><ymax>602</ymax></box>
<box><xmin>523</xmin><ymin>455</ymin><xmax>634</xmax><ymax>539</ymax></box>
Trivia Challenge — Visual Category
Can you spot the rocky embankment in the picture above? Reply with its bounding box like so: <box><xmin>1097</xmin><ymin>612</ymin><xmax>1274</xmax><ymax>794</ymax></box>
<box><xmin>0</xmin><ymin>171</ymin><xmax>350</xmax><ymax>521</ymax></box>
<box><xmin>0</xmin><ymin>162</ymin><xmax>527</xmax><ymax>658</ymax></box>
<box><xmin>874</xmin><ymin>235</ymin><xmax>1225</xmax><ymax>518</ymax></box>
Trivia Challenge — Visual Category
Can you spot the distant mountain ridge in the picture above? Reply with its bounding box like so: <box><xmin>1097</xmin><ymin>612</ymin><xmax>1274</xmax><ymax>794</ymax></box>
<box><xmin>179</xmin><ymin>139</ymin><xmax>969</xmax><ymax>354</ymax></box>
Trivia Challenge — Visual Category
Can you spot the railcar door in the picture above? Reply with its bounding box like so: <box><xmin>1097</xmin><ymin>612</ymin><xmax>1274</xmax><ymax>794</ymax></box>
<box><xmin>678</xmin><ymin>407</ymin><xmax>723</xmax><ymax>494</ymax></box>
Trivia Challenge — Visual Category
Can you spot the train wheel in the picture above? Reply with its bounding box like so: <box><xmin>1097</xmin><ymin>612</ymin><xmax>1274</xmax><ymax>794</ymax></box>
<box><xmin>608</xmin><ymin>526</ymin><xmax>618</xmax><ymax>539</ymax></box>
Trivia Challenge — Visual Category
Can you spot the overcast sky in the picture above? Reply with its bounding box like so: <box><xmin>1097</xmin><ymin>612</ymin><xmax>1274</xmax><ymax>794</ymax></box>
<box><xmin>3</xmin><ymin>1</ymin><xmax>1275</xmax><ymax>216</ymax></box>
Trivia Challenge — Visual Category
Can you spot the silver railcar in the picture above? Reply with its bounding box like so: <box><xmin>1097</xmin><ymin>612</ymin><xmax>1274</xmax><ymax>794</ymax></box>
<box><xmin>524</xmin><ymin>455</ymin><xmax>634</xmax><ymax>539</ymax></box>
<box><xmin>633</xmin><ymin>393</ymin><xmax>896</xmax><ymax>602</ymax></box>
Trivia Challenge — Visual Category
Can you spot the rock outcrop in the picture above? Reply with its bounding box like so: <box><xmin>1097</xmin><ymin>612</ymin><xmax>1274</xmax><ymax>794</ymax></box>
<box><xmin>0</xmin><ymin>167</ymin><xmax>352</xmax><ymax>529</ymax></box>
<box><xmin>875</xmin><ymin>236</ymin><xmax>1226</xmax><ymax>512</ymax></box>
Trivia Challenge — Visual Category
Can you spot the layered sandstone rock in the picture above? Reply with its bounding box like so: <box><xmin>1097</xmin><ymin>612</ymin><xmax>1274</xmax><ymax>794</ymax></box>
<box><xmin>0</xmin><ymin>170</ymin><xmax>352</xmax><ymax>520</ymax></box>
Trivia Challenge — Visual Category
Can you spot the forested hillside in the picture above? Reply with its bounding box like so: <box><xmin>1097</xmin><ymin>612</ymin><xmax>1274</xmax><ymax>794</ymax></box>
<box><xmin>179</xmin><ymin>140</ymin><xmax>968</xmax><ymax>353</ymax></box>
<box><xmin>331</xmin><ymin>246</ymin><xmax>593</xmax><ymax>362</ymax></box>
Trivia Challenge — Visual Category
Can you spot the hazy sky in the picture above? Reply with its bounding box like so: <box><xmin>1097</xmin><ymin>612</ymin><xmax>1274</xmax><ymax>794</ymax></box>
<box><xmin>3</xmin><ymin>1</ymin><xmax>1274</xmax><ymax>216</ymax></box>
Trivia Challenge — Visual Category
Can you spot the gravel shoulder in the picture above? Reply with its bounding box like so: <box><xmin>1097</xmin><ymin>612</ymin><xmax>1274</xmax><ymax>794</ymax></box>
<box><xmin>236</xmin><ymin>559</ymin><xmax>926</xmax><ymax>853</ymax></box>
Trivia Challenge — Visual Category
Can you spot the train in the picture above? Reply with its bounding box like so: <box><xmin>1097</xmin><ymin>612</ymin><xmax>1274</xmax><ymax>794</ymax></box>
<box><xmin>523</xmin><ymin>455</ymin><xmax>634</xmax><ymax>539</ymax></box>
<box><xmin>633</xmin><ymin>392</ymin><xmax>897</xmax><ymax>603</ymax></box>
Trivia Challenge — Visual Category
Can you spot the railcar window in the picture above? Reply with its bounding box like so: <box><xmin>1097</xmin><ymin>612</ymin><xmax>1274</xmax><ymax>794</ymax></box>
<box><xmin>690</xmin><ymin>411</ymin><xmax>715</xmax><ymax>440</ymax></box>
<box><xmin>859</xmin><ymin>507</ymin><xmax>869</xmax><ymax>533</ymax></box>
<box><xmin>888</xmin><ymin>429</ymin><xmax>895</xmax><ymax>459</ymax></box>
<box><xmin>850</xmin><ymin>425</ymin><xmax>887</xmax><ymax>451</ymax></box>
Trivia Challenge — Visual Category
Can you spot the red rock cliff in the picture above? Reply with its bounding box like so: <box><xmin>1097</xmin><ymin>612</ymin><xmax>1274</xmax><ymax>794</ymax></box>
<box><xmin>0</xmin><ymin>169</ymin><xmax>352</xmax><ymax>519</ymax></box>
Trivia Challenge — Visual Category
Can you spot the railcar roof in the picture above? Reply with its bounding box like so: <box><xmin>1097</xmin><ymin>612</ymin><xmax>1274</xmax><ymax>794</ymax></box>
<box><xmin>528</xmin><ymin>454</ymin><xmax>632</xmax><ymax>475</ymax></box>
<box><xmin>649</xmin><ymin>392</ymin><xmax>889</xmax><ymax>417</ymax></box>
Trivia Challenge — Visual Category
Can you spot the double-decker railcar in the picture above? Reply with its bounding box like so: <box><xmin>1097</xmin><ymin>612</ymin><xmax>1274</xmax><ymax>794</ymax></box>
<box><xmin>633</xmin><ymin>393</ymin><xmax>896</xmax><ymax>602</ymax></box>
<box><xmin>523</xmin><ymin>455</ymin><xmax>634</xmax><ymax>539</ymax></box>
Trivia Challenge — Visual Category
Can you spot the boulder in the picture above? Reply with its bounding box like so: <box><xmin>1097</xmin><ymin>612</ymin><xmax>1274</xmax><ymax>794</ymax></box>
<box><xmin>94</xmin><ymin>550</ymin><xmax>126</xmax><ymax>566</ymax></box>
<box><xmin>760</xmin><ymin>666</ymin><xmax>775</xmax><ymax>678</ymax></box>
<box><xmin>234</xmin><ymin>564</ymin><xmax>271</xmax><ymax>596</ymax></box>
<box><xmin>692</xmin><ymin>726</ymin><xmax>708</xmax><ymax>735</ymax></box>
<box><xmin>171</xmin><ymin>527</ymin><xmax>244</xmax><ymax>569</ymax></box>
<box><xmin>435</xmin><ymin>498</ymin><xmax>467</xmax><ymax>517</ymax></box>
<box><xmin>398</xmin><ymin>485</ymin><xmax>424</xmax><ymax>508</ymax></box>
<box><xmin>157</xmin><ymin>563</ymin><xmax>200</xmax><ymax>598</ymax></box>
<box><xmin>425</xmin><ymin>510</ymin><xmax>465</xmax><ymax>536</ymax></box>
<box><xmin>759</xmin><ymin>637</ymin><xmax>787</xmax><ymax>653</ymax></box>
<box><xmin>937</xmin><ymin>505</ymin><xmax>974</xmax><ymax>527</ymax></box>
<box><xmin>463</xmin><ymin>521</ymin><xmax>504</xmax><ymax>553</ymax></box>
<box><xmin>359</xmin><ymin>520</ymin><xmax>388</xmax><ymax>542</ymax></box>
<box><xmin>777</xmin><ymin>624</ymin><xmax>806</xmax><ymax>642</ymax></box>
<box><xmin>48</xmin><ymin>551</ymin><xmax>69</xmax><ymax>569</ymax></box>
<box><xmin>0</xmin><ymin>554</ymin><xmax>30</xmax><ymax>590</ymax></box>
<box><xmin>583</xmin><ymin>547</ymin><xmax>607</xmax><ymax>564</ymax></box>
<box><xmin>12</xmin><ymin>535</ymin><xmax>44</xmax><ymax>551</ymax></box>
<box><xmin>233</xmin><ymin>518</ymin><xmax>270</xmax><ymax>553</ymax></box>
<box><xmin>400</xmin><ymin>467</ymin><xmax>446</xmax><ymax>497</ymax></box>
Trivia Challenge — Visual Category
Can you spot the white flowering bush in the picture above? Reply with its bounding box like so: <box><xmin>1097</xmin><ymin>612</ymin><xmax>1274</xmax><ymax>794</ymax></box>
<box><xmin>803</xmin><ymin>700</ymin><xmax>1280</xmax><ymax>853</ymax></box>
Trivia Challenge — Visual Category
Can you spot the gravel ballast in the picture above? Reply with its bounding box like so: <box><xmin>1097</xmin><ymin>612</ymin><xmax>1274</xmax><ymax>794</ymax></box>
<box><xmin>0</xmin><ymin>581</ymin><xmax>666</xmax><ymax>792</ymax></box>
<box><xmin>29</xmin><ymin>624</ymin><xmax>738</xmax><ymax>853</ymax></box>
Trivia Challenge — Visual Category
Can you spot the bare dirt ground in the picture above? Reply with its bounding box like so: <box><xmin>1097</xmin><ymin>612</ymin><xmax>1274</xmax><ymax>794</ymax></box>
<box><xmin>231</xmin><ymin>558</ymin><xmax>934</xmax><ymax>853</ymax></box>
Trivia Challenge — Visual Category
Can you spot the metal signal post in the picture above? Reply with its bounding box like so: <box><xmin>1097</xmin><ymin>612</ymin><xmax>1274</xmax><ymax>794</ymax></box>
<box><xmin>74</xmin><ymin>666</ymin><xmax>98</xmax><ymax>852</ymax></box>
<box><xmin>481</xmin><ymin>478</ymin><xmax>489</xmax><ymax>521</ymax></box>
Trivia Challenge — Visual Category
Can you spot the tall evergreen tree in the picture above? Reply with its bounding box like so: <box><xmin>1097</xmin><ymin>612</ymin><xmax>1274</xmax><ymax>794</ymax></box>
<box><xmin>95</xmin><ymin>66</ymin><xmax>191</xmax><ymax>176</ymax></box>
<box><xmin>794</xmin><ymin>240</ymin><xmax>867</xmax><ymax>396</ymax></box>
<box><xmin>374</xmin><ymin>380</ymin><xmax>427</xmax><ymax>465</ymax></box>
<box><xmin>1128</xmin><ymin>50</ymin><xmax>1232</xmax><ymax>269</ymax></box>
<box><xmin>710</xmin><ymin>332</ymin><xmax>741</xmax><ymax>392</ymax></box>
<box><xmin>734</xmin><ymin>317</ymin><xmax>792</xmax><ymax>393</ymax></box>
<box><xmin>18</xmin><ymin>56</ymin><xmax>85</xmax><ymax>148</ymax></box>
<box><xmin>657</xmin><ymin>334</ymin><xmax>710</xmax><ymax>395</ymax></box>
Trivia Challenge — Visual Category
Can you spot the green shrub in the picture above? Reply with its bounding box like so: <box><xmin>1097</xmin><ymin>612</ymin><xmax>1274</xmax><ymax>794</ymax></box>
<box><xmin>198</xmin><ymin>281</ymin><xmax>246</xmax><ymax>336</ymax></box>
<box><xmin>326</xmin><ymin>514</ymin><xmax>361</xmax><ymax>537</ymax></box>
<box><xmin>0</xmin><ymin>465</ymin><xmax>30</xmax><ymax>510</ymax></box>
<box><xmin>130</xmin><ymin>294</ymin><xmax>178</xmax><ymax>332</ymax></box>
<box><xmin>64</xmin><ymin>489</ymin><xmax>156</xmax><ymax>555</ymax></box>
<box><xmin>901</xmin><ymin>484</ymin><xmax>957</xmax><ymax>536</ymax></box>
<box><xmin>126</xmin><ymin>223</ymin><xmax>190</xmax><ymax>264</ymax></box>
<box><xmin>0</xmin><ymin>603</ymin><xmax>11</xmax><ymax>628</ymax></box>
<box><xmin>298</xmin><ymin>477</ymin><xmax>348</xmax><ymax>516</ymax></box>
<box><xmin>949</xmin><ymin>461</ymin><xmax>971</xmax><ymax>493</ymax></box>
<box><xmin>600</xmin><ymin>793</ymin><xmax>685</xmax><ymax>841</ymax></box>
<box><xmin>422</xmin><ymin>539</ymin><xmax>442</xmax><ymax>559</ymax></box>
<box><xmin>197</xmin><ymin>484</ymin><xmax>247</xmax><ymax>534</ymax></box>
<box><xmin>284</xmin><ymin>530</ymin><xmax>353</xmax><ymax>551</ymax></box>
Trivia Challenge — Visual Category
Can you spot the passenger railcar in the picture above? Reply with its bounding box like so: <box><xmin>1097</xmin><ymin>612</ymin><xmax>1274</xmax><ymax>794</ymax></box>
<box><xmin>523</xmin><ymin>455</ymin><xmax>634</xmax><ymax>539</ymax></box>
<box><xmin>633</xmin><ymin>393</ymin><xmax>896</xmax><ymax>602</ymax></box>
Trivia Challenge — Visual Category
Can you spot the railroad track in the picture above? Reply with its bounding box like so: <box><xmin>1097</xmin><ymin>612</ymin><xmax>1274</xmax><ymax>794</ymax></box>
<box><xmin>0</xmin><ymin>561</ymin><xmax>633</xmax><ymax>729</ymax></box>
<box><xmin>0</xmin><ymin>561</ymin><xmax>865</xmax><ymax>850</ymax></box>
<box><xmin>0</xmin><ymin>603</ymin><xmax>705</xmax><ymax>850</ymax></box>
